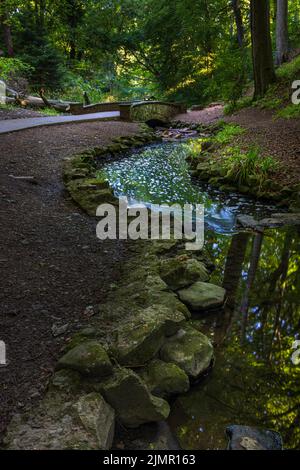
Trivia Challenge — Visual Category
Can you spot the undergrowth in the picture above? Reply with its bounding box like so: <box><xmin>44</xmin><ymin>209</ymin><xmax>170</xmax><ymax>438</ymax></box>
<box><xmin>219</xmin><ymin>145</ymin><xmax>280</xmax><ymax>189</ymax></box>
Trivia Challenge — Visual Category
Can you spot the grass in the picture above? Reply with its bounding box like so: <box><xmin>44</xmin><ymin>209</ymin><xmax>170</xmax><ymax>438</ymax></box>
<box><xmin>276</xmin><ymin>54</ymin><xmax>300</xmax><ymax>80</ymax></box>
<box><xmin>0</xmin><ymin>103</ymin><xmax>15</xmax><ymax>111</ymax></box>
<box><xmin>37</xmin><ymin>107</ymin><xmax>61</xmax><ymax>116</ymax></box>
<box><xmin>224</xmin><ymin>97</ymin><xmax>253</xmax><ymax>115</ymax></box>
<box><xmin>214</xmin><ymin>124</ymin><xmax>245</xmax><ymax>144</ymax></box>
<box><xmin>220</xmin><ymin>145</ymin><xmax>280</xmax><ymax>190</ymax></box>
<box><xmin>276</xmin><ymin>103</ymin><xmax>300</xmax><ymax>119</ymax></box>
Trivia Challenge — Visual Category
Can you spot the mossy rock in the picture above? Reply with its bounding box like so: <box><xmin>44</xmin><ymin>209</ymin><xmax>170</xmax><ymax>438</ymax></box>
<box><xmin>76</xmin><ymin>393</ymin><xmax>115</xmax><ymax>450</ymax></box>
<box><xmin>160</xmin><ymin>325</ymin><xmax>214</xmax><ymax>379</ymax></box>
<box><xmin>57</xmin><ymin>340</ymin><xmax>113</xmax><ymax>378</ymax></box>
<box><xmin>178</xmin><ymin>281</ymin><xmax>226</xmax><ymax>311</ymax></box>
<box><xmin>63</xmin><ymin>327</ymin><xmax>97</xmax><ymax>353</ymax></box>
<box><xmin>96</xmin><ymin>367</ymin><xmax>170</xmax><ymax>428</ymax></box>
<box><xmin>110</xmin><ymin>305</ymin><xmax>186</xmax><ymax>367</ymax></box>
<box><xmin>160</xmin><ymin>255</ymin><xmax>209</xmax><ymax>291</ymax></box>
<box><xmin>51</xmin><ymin>369</ymin><xmax>82</xmax><ymax>393</ymax></box>
<box><xmin>67</xmin><ymin>180</ymin><xmax>118</xmax><ymax>216</ymax></box>
<box><xmin>139</xmin><ymin>359</ymin><xmax>190</xmax><ymax>398</ymax></box>
<box><xmin>4</xmin><ymin>389</ymin><xmax>115</xmax><ymax>450</ymax></box>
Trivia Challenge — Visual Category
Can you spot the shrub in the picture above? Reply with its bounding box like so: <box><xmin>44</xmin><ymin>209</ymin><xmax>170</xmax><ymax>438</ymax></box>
<box><xmin>221</xmin><ymin>146</ymin><xmax>280</xmax><ymax>189</ymax></box>
<box><xmin>214</xmin><ymin>124</ymin><xmax>245</xmax><ymax>144</ymax></box>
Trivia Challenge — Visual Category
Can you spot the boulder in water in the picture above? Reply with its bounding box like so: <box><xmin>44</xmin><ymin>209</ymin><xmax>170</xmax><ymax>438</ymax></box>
<box><xmin>97</xmin><ymin>367</ymin><xmax>170</xmax><ymax>428</ymax></box>
<box><xmin>160</xmin><ymin>325</ymin><xmax>214</xmax><ymax>379</ymax></box>
<box><xmin>160</xmin><ymin>256</ymin><xmax>209</xmax><ymax>291</ymax></box>
<box><xmin>139</xmin><ymin>359</ymin><xmax>190</xmax><ymax>398</ymax></box>
<box><xmin>178</xmin><ymin>281</ymin><xmax>226</xmax><ymax>311</ymax></box>
<box><xmin>226</xmin><ymin>425</ymin><xmax>283</xmax><ymax>450</ymax></box>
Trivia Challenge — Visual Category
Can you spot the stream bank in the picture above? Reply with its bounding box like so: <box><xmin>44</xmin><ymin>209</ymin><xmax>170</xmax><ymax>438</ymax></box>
<box><xmin>3</xmin><ymin>122</ymin><xmax>300</xmax><ymax>450</ymax></box>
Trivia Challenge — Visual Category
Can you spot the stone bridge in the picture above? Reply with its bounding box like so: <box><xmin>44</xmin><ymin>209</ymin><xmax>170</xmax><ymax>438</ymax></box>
<box><xmin>69</xmin><ymin>100</ymin><xmax>186</xmax><ymax>122</ymax></box>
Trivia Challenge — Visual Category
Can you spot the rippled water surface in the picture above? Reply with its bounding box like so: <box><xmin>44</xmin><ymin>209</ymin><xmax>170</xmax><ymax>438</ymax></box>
<box><xmin>103</xmin><ymin>143</ymin><xmax>277</xmax><ymax>234</ymax></box>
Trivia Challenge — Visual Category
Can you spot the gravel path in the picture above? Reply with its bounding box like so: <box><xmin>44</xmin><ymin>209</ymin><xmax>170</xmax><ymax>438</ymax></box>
<box><xmin>0</xmin><ymin>111</ymin><xmax>120</xmax><ymax>134</ymax></box>
<box><xmin>0</xmin><ymin>120</ymin><xmax>139</xmax><ymax>441</ymax></box>
<box><xmin>225</xmin><ymin>108</ymin><xmax>300</xmax><ymax>186</ymax></box>
<box><xmin>175</xmin><ymin>105</ymin><xmax>224</xmax><ymax>124</ymax></box>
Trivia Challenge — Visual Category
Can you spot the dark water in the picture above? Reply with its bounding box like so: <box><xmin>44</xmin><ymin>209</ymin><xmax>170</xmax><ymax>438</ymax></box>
<box><xmin>103</xmin><ymin>143</ymin><xmax>300</xmax><ymax>450</ymax></box>
<box><xmin>169</xmin><ymin>227</ymin><xmax>300</xmax><ymax>450</ymax></box>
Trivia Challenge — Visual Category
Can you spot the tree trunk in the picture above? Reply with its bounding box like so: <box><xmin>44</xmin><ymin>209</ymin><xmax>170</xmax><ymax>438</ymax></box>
<box><xmin>251</xmin><ymin>0</ymin><xmax>276</xmax><ymax>99</ymax></box>
<box><xmin>232</xmin><ymin>0</ymin><xmax>244</xmax><ymax>48</ymax></box>
<box><xmin>240</xmin><ymin>232</ymin><xmax>264</xmax><ymax>343</ymax></box>
<box><xmin>223</xmin><ymin>232</ymin><xmax>250</xmax><ymax>309</ymax></box>
<box><xmin>0</xmin><ymin>10</ymin><xmax>14</xmax><ymax>57</ymax></box>
<box><xmin>276</xmin><ymin>0</ymin><xmax>289</xmax><ymax>65</ymax></box>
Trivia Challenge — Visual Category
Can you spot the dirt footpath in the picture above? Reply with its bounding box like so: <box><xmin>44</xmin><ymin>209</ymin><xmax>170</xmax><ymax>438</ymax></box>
<box><xmin>0</xmin><ymin>120</ymin><xmax>139</xmax><ymax>441</ymax></box>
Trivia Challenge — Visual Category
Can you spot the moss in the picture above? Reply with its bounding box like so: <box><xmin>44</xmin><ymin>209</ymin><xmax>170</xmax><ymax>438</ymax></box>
<box><xmin>96</xmin><ymin>367</ymin><xmax>170</xmax><ymax>428</ymax></box>
<box><xmin>57</xmin><ymin>340</ymin><xmax>113</xmax><ymax>378</ymax></box>
<box><xmin>139</xmin><ymin>359</ymin><xmax>190</xmax><ymax>398</ymax></box>
<box><xmin>160</xmin><ymin>256</ymin><xmax>209</xmax><ymax>291</ymax></box>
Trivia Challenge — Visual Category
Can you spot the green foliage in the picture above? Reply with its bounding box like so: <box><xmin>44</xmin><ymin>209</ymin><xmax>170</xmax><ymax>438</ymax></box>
<box><xmin>0</xmin><ymin>0</ymin><xmax>299</xmax><ymax>105</ymax></box>
<box><xmin>38</xmin><ymin>107</ymin><xmax>61</xmax><ymax>116</ymax></box>
<box><xmin>21</xmin><ymin>40</ymin><xmax>67</xmax><ymax>91</ymax></box>
<box><xmin>276</xmin><ymin>104</ymin><xmax>300</xmax><ymax>119</ymax></box>
<box><xmin>214</xmin><ymin>124</ymin><xmax>245</xmax><ymax>144</ymax></box>
<box><xmin>223</xmin><ymin>96</ymin><xmax>253</xmax><ymax>115</ymax></box>
<box><xmin>0</xmin><ymin>57</ymin><xmax>32</xmax><ymax>81</ymax></box>
<box><xmin>220</xmin><ymin>145</ymin><xmax>280</xmax><ymax>189</ymax></box>
<box><xmin>277</xmin><ymin>54</ymin><xmax>300</xmax><ymax>80</ymax></box>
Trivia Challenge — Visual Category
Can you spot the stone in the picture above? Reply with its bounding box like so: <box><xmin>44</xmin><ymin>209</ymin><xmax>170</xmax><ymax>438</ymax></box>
<box><xmin>146</xmin><ymin>289</ymin><xmax>191</xmax><ymax>320</ymax></box>
<box><xmin>76</xmin><ymin>393</ymin><xmax>115</xmax><ymax>450</ymax></box>
<box><xmin>4</xmin><ymin>391</ymin><xmax>114</xmax><ymax>450</ymax></box>
<box><xmin>111</xmin><ymin>305</ymin><xmax>186</xmax><ymax>367</ymax></box>
<box><xmin>67</xmin><ymin>179</ymin><xmax>118</xmax><ymax>216</ymax></box>
<box><xmin>160</xmin><ymin>256</ymin><xmax>209</xmax><ymax>291</ymax></box>
<box><xmin>226</xmin><ymin>425</ymin><xmax>283</xmax><ymax>450</ymax></box>
<box><xmin>258</xmin><ymin>213</ymin><xmax>300</xmax><ymax>228</ymax></box>
<box><xmin>139</xmin><ymin>359</ymin><xmax>190</xmax><ymax>398</ymax></box>
<box><xmin>97</xmin><ymin>367</ymin><xmax>170</xmax><ymax>428</ymax></box>
<box><xmin>57</xmin><ymin>340</ymin><xmax>113</xmax><ymax>378</ymax></box>
<box><xmin>51</xmin><ymin>323</ymin><xmax>69</xmax><ymax>337</ymax></box>
<box><xmin>178</xmin><ymin>281</ymin><xmax>226</xmax><ymax>311</ymax></box>
<box><xmin>236</xmin><ymin>214</ymin><xmax>260</xmax><ymax>230</ymax></box>
<box><xmin>160</xmin><ymin>326</ymin><xmax>214</xmax><ymax>379</ymax></box>
<box><xmin>51</xmin><ymin>369</ymin><xmax>82</xmax><ymax>393</ymax></box>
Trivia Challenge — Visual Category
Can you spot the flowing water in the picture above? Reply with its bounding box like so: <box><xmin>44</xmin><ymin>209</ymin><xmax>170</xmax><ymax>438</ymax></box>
<box><xmin>102</xmin><ymin>143</ymin><xmax>300</xmax><ymax>450</ymax></box>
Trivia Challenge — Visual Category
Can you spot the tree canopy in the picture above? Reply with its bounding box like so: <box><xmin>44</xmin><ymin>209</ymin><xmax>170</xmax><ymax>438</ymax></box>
<box><xmin>0</xmin><ymin>0</ymin><xmax>299</xmax><ymax>103</ymax></box>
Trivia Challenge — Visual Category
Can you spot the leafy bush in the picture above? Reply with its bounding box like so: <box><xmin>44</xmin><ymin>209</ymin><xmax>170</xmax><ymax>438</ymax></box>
<box><xmin>276</xmin><ymin>104</ymin><xmax>300</xmax><ymax>119</ymax></box>
<box><xmin>224</xmin><ymin>96</ymin><xmax>253</xmax><ymax>115</ymax></box>
<box><xmin>221</xmin><ymin>146</ymin><xmax>279</xmax><ymax>189</ymax></box>
<box><xmin>214</xmin><ymin>124</ymin><xmax>245</xmax><ymax>144</ymax></box>
<box><xmin>0</xmin><ymin>58</ymin><xmax>32</xmax><ymax>82</ymax></box>
<box><xmin>277</xmin><ymin>54</ymin><xmax>300</xmax><ymax>80</ymax></box>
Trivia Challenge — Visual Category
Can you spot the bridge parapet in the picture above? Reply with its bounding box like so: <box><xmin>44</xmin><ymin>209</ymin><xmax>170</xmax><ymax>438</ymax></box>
<box><xmin>130</xmin><ymin>101</ymin><xmax>185</xmax><ymax>122</ymax></box>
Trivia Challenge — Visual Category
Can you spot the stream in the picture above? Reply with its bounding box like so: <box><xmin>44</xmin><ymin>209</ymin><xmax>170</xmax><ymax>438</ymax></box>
<box><xmin>102</xmin><ymin>142</ymin><xmax>300</xmax><ymax>450</ymax></box>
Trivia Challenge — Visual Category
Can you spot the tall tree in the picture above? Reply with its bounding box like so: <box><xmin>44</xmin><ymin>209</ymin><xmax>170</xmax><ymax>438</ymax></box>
<box><xmin>231</xmin><ymin>0</ymin><xmax>244</xmax><ymax>48</ymax></box>
<box><xmin>251</xmin><ymin>0</ymin><xmax>276</xmax><ymax>98</ymax></box>
<box><xmin>0</xmin><ymin>0</ymin><xmax>14</xmax><ymax>56</ymax></box>
<box><xmin>276</xmin><ymin>0</ymin><xmax>289</xmax><ymax>65</ymax></box>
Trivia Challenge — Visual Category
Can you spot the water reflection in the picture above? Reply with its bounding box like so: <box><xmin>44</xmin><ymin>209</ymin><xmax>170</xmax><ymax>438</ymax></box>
<box><xmin>103</xmin><ymin>143</ymin><xmax>300</xmax><ymax>449</ymax></box>
<box><xmin>169</xmin><ymin>226</ymin><xmax>300</xmax><ymax>450</ymax></box>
